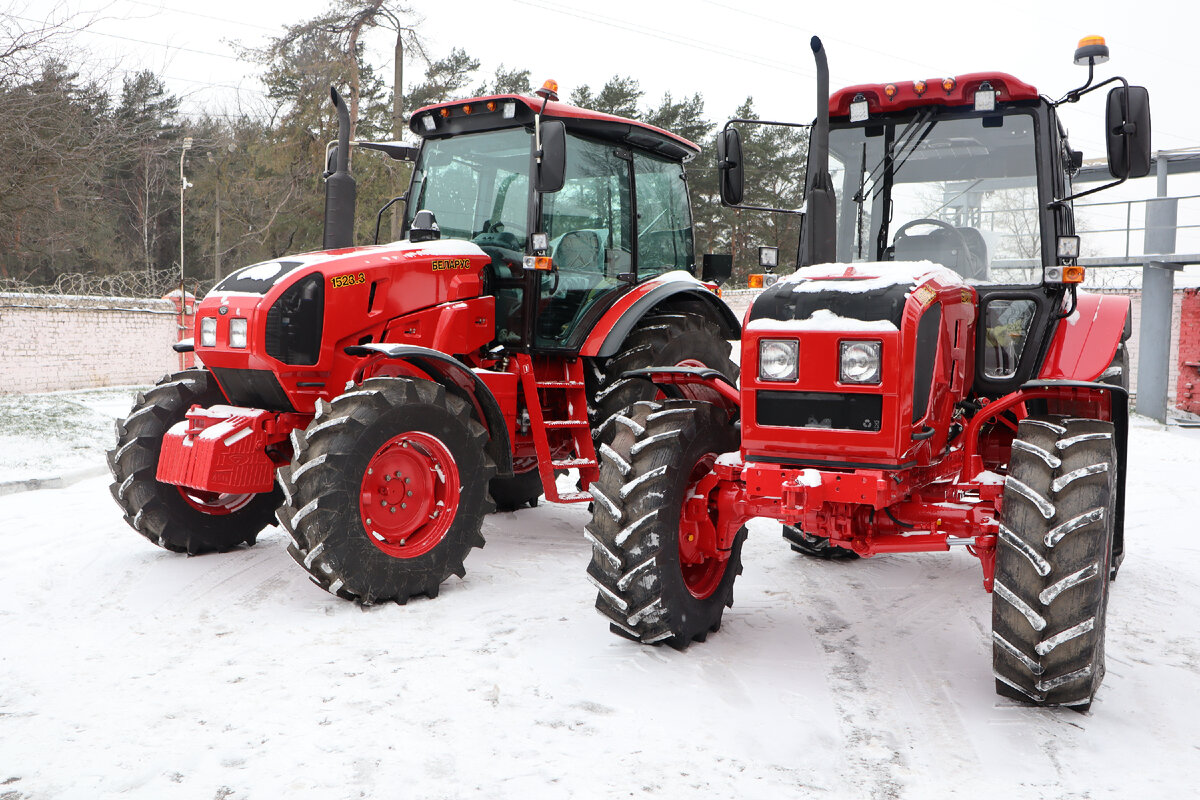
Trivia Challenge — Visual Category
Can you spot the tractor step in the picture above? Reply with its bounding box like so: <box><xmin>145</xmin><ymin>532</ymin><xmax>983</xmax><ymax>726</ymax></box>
<box><xmin>514</xmin><ymin>354</ymin><xmax>601</xmax><ymax>505</ymax></box>
<box><xmin>543</xmin><ymin>419</ymin><xmax>589</xmax><ymax>428</ymax></box>
<box><xmin>552</xmin><ymin>457</ymin><xmax>597</xmax><ymax>469</ymax></box>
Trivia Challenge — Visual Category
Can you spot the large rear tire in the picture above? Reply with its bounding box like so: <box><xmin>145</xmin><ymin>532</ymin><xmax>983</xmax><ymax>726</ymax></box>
<box><xmin>107</xmin><ymin>370</ymin><xmax>279</xmax><ymax>554</ymax></box>
<box><xmin>992</xmin><ymin>415</ymin><xmax>1116</xmax><ymax>710</ymax></box>
<box><xmin>588</xmin><ymin>311</ymin><xmax>737</xmax><ymax>438</ymax></box>
<box><xmin>586</xmin><ymin>399</ymin><xmax>745</xmax><ymax>648</ymax></box>
<box><xmin>277</xmin><ymin>378</ymin><xmax>495</xmax><ymax>604</ymax></box>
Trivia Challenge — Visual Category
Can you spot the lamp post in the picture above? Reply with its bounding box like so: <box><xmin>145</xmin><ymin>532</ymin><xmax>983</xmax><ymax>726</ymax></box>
<box><xmin>178</xmin><ymin>136</ymin><xmax>193</xmax><ymax>369</ymax></box>
<box><xmin>179</xmin><ymin>137</ymin><xmax>193</xmax><ymax>287</ymax></box>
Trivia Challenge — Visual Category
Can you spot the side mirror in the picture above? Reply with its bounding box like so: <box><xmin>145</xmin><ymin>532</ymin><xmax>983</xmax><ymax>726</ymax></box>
<box><xmin>536</xmin><ymin>120</ymin><xmax>567</xmax><ymax>193</ymax></box>
<box><xmin>702</xmin><ymin>253</ymin><xmax>733</xmax><ymax>284</ymax></box>
<box><xmin>717</xmin><ymin>127</ymin><xmax>744</xmax><ymax>206</ymax></box>
<box><xmin>1106</xmin><ymin>85</ymin><xmax>1151</xmax><ymax>179</ymax></box>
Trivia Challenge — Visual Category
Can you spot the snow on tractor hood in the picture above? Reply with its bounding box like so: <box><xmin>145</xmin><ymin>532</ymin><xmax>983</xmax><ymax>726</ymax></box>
<box><xmin>748</xmin><ymin>260</ymin><xmax>966</xmax><ymax>329</ymax></box>
<box><xmin>207</xmin><ymin>239</ymin><xmax>488</xmax><ymax>298</ymax></box>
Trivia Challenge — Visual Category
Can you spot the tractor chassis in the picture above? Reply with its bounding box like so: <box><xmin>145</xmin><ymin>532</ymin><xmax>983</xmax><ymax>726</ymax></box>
<box><xmin>644</xmin><ymin>368</ymin><xmax>1127</xmax><ymax>594</ymax></box>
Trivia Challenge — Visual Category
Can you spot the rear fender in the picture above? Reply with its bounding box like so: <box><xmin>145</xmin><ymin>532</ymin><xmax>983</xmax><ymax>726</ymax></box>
<box><xmin>580</xmin><ymin>272</ymin><xmax>741</xmax><ymax>359</ymax></box>
<box><xmin>345</xmin><ymin>343</ymin><xmax>513</xmax><ymax>475</ymax></box>
<box><xmin>1039</xmin><ymin>293</ymin><xmax>1131</xmax><ymax>381</ymax></box>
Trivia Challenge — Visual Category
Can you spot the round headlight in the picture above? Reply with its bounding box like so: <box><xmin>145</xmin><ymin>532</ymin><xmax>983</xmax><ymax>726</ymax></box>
<box><xmin>840</xmin><ymin>341</ymin><xmax>882</xmax><ymax>384</ymax></box>
<box><xmin>759</xmin><ymin>339</ymin><xmax>799</xmax><ymax>382</ymax></box>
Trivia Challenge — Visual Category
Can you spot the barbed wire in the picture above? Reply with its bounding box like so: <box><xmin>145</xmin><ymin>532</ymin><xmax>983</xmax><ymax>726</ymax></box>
<box><xmin>0</xmin><ymin>270</ymin><xmax>216</xmax><ymax>299</ymax></box>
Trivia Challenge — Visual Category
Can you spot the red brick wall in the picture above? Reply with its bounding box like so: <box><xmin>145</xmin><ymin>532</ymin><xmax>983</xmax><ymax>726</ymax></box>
<box><xmin>1178</xmin><ymin>289</ymin><xmax>1200</xmax><ymax>413</ymax></box>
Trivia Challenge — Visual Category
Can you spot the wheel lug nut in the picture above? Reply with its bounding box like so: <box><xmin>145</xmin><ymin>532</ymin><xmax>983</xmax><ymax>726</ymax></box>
<box><xmin>385</xmin><ymin>474</ymin><xmax>392</xmax><ymax>482</ymax></box>
<box><xmin>395</xmin><ymin>471</ymin><xmax>403</xmax><ymax>478</ymax></box>
<box><xmin>406</xmin><ymin>491</ymin><xmax>413</xmax><ymax>497</ymax></box>
<box><xmin>390</xmin><ymin>507</ymin><xmax>396</xmax><ymax>514</ymax></box>
<box><xmin>404</xmin><ymin>477</ymin><xmax>410</xmax><ymax>484</ymax></box>
<box><xmin>381</xmin><ymin>500</ymin><xmax>388</xmax><ymax>507</ymax></box>
<box><xmin>401</xmin><ymin>503</ymin><xmax>407</xmax><ymax>509</ymax></box>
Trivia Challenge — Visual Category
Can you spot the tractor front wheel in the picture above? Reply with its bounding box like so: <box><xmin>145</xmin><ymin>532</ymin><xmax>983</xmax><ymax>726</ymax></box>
<box><xmin>586</xmin><ymin>399</ymin><xmax>745</xmax><ymax>648</ymax></box>
<box><xmin>107</xmin><ymin>370</ymin><xmax>279</xmax><ymax>554</ymax></box>
<box><xmin>992</xmin><ymin>415</ymin><xmax>1116</xmax><ymax>710</ymax></box>
<box><xmin>588</xmin><ymin>311</ymin><xmax>737</xmax><ymax>437</ymax></box>
<box><xmin>277</xmin><ymin>378</ymin><xmax>495</xmax><ymax>604</ymax></box>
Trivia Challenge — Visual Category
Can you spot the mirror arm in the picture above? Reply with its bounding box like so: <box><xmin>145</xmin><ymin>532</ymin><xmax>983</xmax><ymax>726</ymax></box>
<box><xmin>373</xmin><ymin>195</ymin><xmax>406</xmax><ymax>244</ymax></box>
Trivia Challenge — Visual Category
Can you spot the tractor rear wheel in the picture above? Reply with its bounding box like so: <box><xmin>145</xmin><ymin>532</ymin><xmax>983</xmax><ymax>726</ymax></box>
<box><xmin>586</xmin><ymin>399</ymin><xmax>745</xmax><ymax>648</ymax></box>
<box><xmin>588</xmin><ymin>311</ymin><xmax>737</xmax><ymax>438</ymax></box>
<box><xmin>277</xmin><ymin>377</ymin><xmax>495</xmax><ymax>604</ymax></box>
<box><xmin>992</xmin><ymin>415</ymin><xmax>1116</xmax><ymax>710</ymax></box>
<box><xmin>107</xmin><ymin>369</ymin><xmax>279</xmax><ymax>554</ymax></box>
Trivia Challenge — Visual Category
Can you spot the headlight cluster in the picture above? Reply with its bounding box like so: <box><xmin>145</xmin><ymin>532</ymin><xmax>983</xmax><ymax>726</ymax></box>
<box><xmin>198</xmin><ymin>316</ymin><xmax>248</xmax><ymax>348</ymax></box>
<box><xmin>839</xmin><ymin>341</ymin><xmax>882</xmax><ymax>384</ymax></box>
<box><xmin>757</xmin><ymin>338</ymin><xmax>884</xmax><ymax>385</ymax></box>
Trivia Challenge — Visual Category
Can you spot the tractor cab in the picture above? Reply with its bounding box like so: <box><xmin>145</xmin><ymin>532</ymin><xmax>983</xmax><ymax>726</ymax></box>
<box><xmin>404</xmin><ymin>84</ymin><xmax>702</xmax><ymax>351</ymax></box>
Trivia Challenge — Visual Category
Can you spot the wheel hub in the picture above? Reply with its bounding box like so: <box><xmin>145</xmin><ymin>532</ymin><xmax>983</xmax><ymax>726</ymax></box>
<box><xmin>359</xmin><ymin>431</ymin><xmax>459</xmax><ymax>558</ymax></box>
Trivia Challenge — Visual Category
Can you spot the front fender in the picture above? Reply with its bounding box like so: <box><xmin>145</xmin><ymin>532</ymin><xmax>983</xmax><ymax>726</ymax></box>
<box><xmin>344</xmin><ymin>343</ymin><xmax>513</xmax><ymax>475</ymax></box>
<box><xmin>1039</xmin><ymin>292</ymin><xmax>1131</xmax><ymax>381</ymax></box>
<box><xmin>579</xmin><ymin>271</ymin><xmax>741</xmax><ymax>358</ymax></box>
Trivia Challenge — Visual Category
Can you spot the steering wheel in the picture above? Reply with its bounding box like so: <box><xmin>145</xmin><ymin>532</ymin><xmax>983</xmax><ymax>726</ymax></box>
<box><xmin>893</xmin><ymin>218</ymin><xmax>971</xmax><ymax>255</ymax></box>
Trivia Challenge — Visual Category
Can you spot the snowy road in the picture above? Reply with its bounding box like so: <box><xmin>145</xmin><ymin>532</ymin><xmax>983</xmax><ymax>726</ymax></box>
<box><xmin>1</xmin><ymin>416</ymin><xmax>1198</xmax><ymax>798</ymax></box>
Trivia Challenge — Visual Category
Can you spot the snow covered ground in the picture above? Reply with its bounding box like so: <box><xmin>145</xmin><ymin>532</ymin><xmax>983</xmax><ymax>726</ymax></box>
<box><xmin>1</xmin><ymin>388</ymin><xmax>1199</xmax><ymax>799</ymax></box>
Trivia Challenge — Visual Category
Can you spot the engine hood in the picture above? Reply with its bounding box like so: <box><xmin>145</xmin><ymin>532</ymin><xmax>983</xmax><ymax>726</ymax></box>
<box><xmin>748</xmin><ymin>261</ymin><xmax>964</xmax><ymax>328</ymax></box>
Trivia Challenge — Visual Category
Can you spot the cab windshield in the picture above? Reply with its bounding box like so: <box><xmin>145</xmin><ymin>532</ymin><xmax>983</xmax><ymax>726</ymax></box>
<box><xmin>828</xmin><ymin>111</ymin><xmax>1042</xmax><ymax>284</ymax></box>
<box><xmin>406</xmin><ymin>128</ymin><xmax>532</xmax><ymax>251</ymax></box>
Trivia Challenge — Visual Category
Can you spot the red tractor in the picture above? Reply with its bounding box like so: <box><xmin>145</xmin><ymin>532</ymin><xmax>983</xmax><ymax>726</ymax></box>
<box><xmin>585</xmin><ymin>37</ymin><xmax>1150</xmax><ymax>709</ymax></box>
<box><xmin>109</xmin><ymin>82</ymin><xmax>739</xmax><ymax>604</ymax></box>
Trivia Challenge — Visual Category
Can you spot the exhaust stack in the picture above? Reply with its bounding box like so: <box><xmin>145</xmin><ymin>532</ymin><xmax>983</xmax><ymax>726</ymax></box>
<box><xmin>323</xmin><ymin>86</ymin><xmax>357</xmax><ymax>250</ymax></box>
<box><xmin>800</xmin><ymin>36</ymin><xmax>836</xmax><ymax>266</ymax></box>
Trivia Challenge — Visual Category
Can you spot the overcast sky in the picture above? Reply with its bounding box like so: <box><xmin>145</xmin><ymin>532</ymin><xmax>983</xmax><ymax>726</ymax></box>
<box><xmin>48</xmin><ymin>0</ymin><xmax>1200</xmax><ymax>161</ymax></box>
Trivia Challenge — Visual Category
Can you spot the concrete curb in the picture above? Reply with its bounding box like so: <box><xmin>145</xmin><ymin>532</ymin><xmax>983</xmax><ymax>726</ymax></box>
<box><xmin>0</xmin><ymin>465</ymin><xmax>109</xmax><ymax>497</ymax></box>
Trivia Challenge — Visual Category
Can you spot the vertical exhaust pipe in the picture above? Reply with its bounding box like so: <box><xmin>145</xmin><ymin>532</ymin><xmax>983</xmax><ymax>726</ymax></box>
<box><xmin>800</xmin><ymin>36</ymin><xmax>837</xmax><ymax>266</ymax></box>
<box><xmin>323</xmin><ymin>86</ymin><xmax>357</xmax><ymax>250</ymax></box>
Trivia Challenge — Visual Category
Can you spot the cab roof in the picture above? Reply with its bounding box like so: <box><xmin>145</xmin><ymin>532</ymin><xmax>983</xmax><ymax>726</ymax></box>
<box><xmin>410</xmin><ymin>93</ymin><xmax>701</xmax><ymax>163</ymax></box>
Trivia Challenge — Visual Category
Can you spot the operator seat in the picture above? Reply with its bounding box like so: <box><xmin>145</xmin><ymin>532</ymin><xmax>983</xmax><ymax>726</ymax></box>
<box><xmin>893</xmin><ymin>223</ymin><xmax>989</xmax><ymax>281</ymax></box>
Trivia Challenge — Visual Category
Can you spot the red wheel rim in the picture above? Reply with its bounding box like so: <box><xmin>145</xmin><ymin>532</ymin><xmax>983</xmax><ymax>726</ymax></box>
<box><xmin>177</xmin><ymin>487</ymin><xmax>254</xmax><ymax>516</ymax></box>
<box><xmin>677</xmin><ymin>453</ymin><xmax>727</xmax><ymax>599</ymax></box>
<box><xmin>359</xmin><ymin>431</ymin><xmax>460</xmax><ymax>558</ymax></box>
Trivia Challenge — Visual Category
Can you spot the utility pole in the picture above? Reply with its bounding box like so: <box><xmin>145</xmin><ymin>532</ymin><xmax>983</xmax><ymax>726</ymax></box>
<box><xmin>391</xmin><ymin>27</ymin><xmax>405</xmax><ymax>241</ymax></box>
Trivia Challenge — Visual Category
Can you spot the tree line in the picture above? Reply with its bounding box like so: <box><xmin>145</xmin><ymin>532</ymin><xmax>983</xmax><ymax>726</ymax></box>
<box><xmin>0</xmin><ymin>1</ymin><xmax>809</xmax><ymax>292</ymax></box>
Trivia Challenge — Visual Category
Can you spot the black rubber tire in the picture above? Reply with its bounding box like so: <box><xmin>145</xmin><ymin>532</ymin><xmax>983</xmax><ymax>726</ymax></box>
<box><xmin>782</xmin><ymin>524</ymin><xmax>860</xmax><ymax>560</ymax></box>
<box><xmin>587</xmin><ymin>311</ymin><xmax>737</xmax><ymax>440</ymax></box>
<box><xmin>586</xmin><ymin>399</ymin><xmax>746</xmax><ymax>649</ymax></box>
<box><xmin>992</xmin><ymin>415</ymin><xmax>1117</xmax><ymax>710</ymax></box>
<box><xmin>107</xmin><ymin>369</ymin><xmax>279</xmax><ymax>554</ymax></box>
<box><xmin>488</xmin><ymin>467</ymin><xmax>542</xmax><ymax>511</ymax></box>
<box><xmin>277</xmin><ymin>377</ymin><xmax>495</xmax><ymax>605</ymax></box>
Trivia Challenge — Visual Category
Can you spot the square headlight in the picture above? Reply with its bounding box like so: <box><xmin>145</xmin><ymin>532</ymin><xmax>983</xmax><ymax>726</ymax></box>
<box><xmin>200</xmin><ymin>317</ymin><xmax>217</xmax><ymax>347</ymax></box>
<box><xmin>228</xmin><ymin>317</ymin><xmax>248</xmax><ymax>348</ymax></box>
<box><xmin>839</xmin><ymin>340</ymin><xmax>882</xmax><ymax>384</ymax></box>
<box><xmin>758</xmin><ymin>339</ymin><xmax>798</xmax><ymax>382</ymax></box>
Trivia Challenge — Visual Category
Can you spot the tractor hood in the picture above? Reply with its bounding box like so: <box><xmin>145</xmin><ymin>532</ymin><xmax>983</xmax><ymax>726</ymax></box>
<box><xmin>193</xmin><ymin>238</ymin><xmax>491</xmax><ymax>413</ymax></box>
<box><xmin>747</xmin><ymin>261</ymin><xmax>964</xmax><ymax>329</ymax></box>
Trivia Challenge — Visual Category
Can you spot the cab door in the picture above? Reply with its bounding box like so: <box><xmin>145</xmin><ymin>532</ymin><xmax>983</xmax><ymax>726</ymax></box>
<box><xmin>532</xmin><ymin>136</ymin><xmax>633</xmax><ymax>349</ymax></box>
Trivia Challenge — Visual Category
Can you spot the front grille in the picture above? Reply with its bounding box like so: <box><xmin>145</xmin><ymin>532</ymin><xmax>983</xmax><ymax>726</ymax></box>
<box><xmin>756</xmin><ymin>391</ymin><xmax>882</xmax><ymax>432</ymax></box>
<box><xmin>210</xmin><ymin>367</ymin><xmax>294</xmax><ymax>412</ymax></box>
<box><xmin>265</xmin><ymin>274</ymin><xmax>324</xmax><ymax>365</ymax></box>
